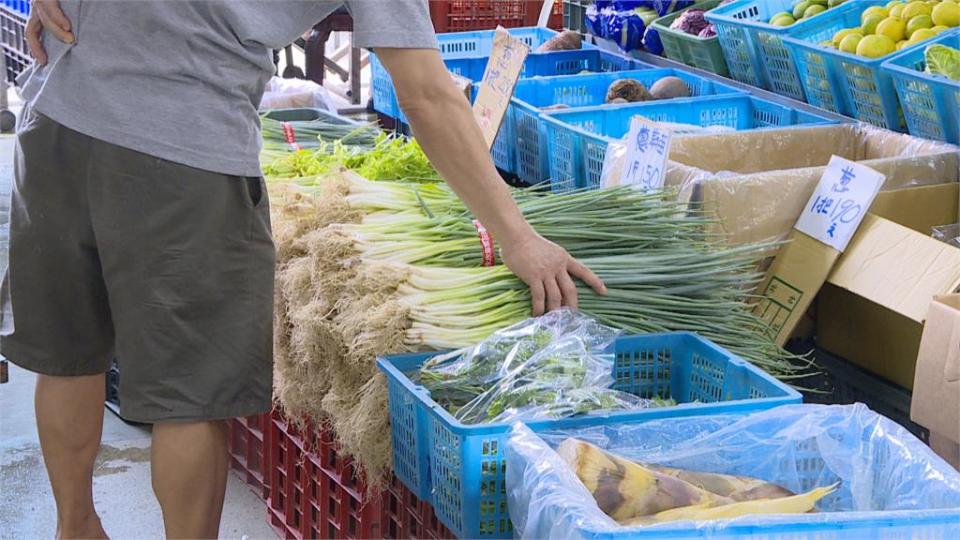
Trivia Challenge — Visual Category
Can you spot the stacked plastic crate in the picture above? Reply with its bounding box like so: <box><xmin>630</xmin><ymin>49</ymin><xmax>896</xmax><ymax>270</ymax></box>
<box><xmin>266</xmin><ymin>411</ymin><xmax>455</xmax><ymax>540</ymax></box>
<box><xmin>227</xmin><ymin>413</ymin><xmax>272</xmax><ymax>501</ymax></box>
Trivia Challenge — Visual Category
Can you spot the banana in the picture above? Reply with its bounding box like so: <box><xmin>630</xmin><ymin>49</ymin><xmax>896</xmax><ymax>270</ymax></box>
<box><xmin>644</xmin><ymin>465</ymin><xmax>795</xmax><ymax>501</ymax></box>
<box><xmin>624</xmin><ymin>483</ymin><xmax>839</xmax><ymax>525</ymax></box>
<box><xmin>556</xmin><ymin>438</ymin><xmax>735</xmax><ymax>522</ymax></box>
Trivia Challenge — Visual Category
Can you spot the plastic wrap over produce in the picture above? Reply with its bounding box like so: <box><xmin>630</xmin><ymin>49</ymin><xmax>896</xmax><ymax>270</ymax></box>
<box><xmin>587</xmin><ymin>1</ymin><xmax>695</xmax><ymax>52</ymax></box>
<box><xmin>506</xmin><ymin>404</ymin><xmax>960</xmax><ymax>540</ymax></box>
<box><xmin>934</xmin><ymin>224</ymin><xmax>960</xmax><ymax>248</ymax></box>
<box><xmin>599</xmin><ymin>124</ymin><xmax>960</xmax><ymax>247</ymax></box>
<box><xmin>419</xmin><ymin>309</ymin><xmax>654</xmax><ymax>424</ymax></box>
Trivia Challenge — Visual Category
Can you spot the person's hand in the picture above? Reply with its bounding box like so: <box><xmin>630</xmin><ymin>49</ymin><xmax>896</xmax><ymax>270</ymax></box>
<box><xmin>26</xmin><ymin>0</ymin><xmax>74</xmax><ymax>65</ymax></box>
<box><xmin>500</xmin><ymin>231</ymin><xmax>607</xmax><ymax>316</ymax></box>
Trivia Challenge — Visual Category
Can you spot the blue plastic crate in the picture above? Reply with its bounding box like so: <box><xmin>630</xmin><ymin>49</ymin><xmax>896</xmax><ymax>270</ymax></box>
<box><xmin>883</xmin><ymin>28</ymin><xmax>960</xmax><ymax>145</ymax></box>
<box><xmin>378</xmin><ymin>332</ymin><xmax>803</xmax><ymax>539</ymax></box>
<box><xmin>435</xmin><ymin>26</ymin><xmax>597</xmax><ymax>59</ymax></box>
<box><xmin>372</xmin><ymin>49</ymin><xmax>650</xmax><ymax>175</ymax></box>
<box><xmin>542</xmin><ymin>94</ymin><xmax>838</xmax><ymax>191</ymax></box>
<box><xmin>509</xmin><ymin>68</ymin><xmax>746</xmax><ymax>185</ymax></box>
<box><xmin>371</xmin><ymin>49</ymin><xmax>649</xmax><ymax>121</ymax></box>
<box><xmin>705</xmin><ymin>0</ymin><xmax>827</xmax><ymax>101</ymax></box>
<box><xmin>1</xmin><ymin>1</ymin><xmax>29</xmax><ymax>17</ymax></box>
<box><xmin>507</xmin><ymin>404</ymin><xmax>960</xmax><ymax>540</ymax></box>
<box><xmin>443</xmin><ymin>49</ymin><xmax>652</xmax><ymax>83</ymax></box>
<box><xmin>783</xmin><ymin>0</ymin><xmax>917</xmax><ymax>131</ymax></box>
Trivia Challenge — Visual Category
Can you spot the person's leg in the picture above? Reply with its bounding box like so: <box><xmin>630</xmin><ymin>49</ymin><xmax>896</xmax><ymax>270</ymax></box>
<box><xmin>35</xmin><ymin>374</ymin><xmax>108</xmax><ymax>540</ymax></box>
<box><xmin>1</xmin><ymin>111</ymin><xmax>115</xmax><ymax>539</ymax></box>
<box><xmin>151</xmin><ymin>421</ymin><xmax>229</xmax><ymax>539</ymax></box>
<box><xmin>87</xmin><ymin>137</ymin><xmax>274</xmax><ymax>539</ymax></box>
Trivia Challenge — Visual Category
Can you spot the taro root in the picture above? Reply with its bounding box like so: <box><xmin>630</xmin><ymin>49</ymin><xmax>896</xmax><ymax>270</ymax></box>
<box><xmin>605</xmin><ymin>79</ymin><xmax>651</xmax><ymax>103</ymax></box>
<box><xmin>537</xmin><ymin>30</ymin><xmax>583</xmax><ymax>52</ymax></box>
<box><xmin>649</xmin><ymin>76</ymin><xmax>692</xmax><ymax>100</ymax></box>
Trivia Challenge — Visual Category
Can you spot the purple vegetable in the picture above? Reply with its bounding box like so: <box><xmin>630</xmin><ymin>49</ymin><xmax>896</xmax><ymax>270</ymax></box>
<box><xmin>698</xmin><ymin>23</ymin><xmax>717</xmax><ymax>38</ymax></box>
<box><xmin>669</xmin><ymin>8</ymin><xmax>710</xmax><ymax>36</ymax></box>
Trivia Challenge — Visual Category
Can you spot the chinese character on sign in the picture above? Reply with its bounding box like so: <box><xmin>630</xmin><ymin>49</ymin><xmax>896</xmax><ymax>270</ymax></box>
<box><xmin>643</xmin><ymin>164</ymin><xmax>660</xmax><ymax>187</ymax></box>
<box><xmin>795</xmin><ymin>155</ymin><xmax>885</xmax><ymax>253</ymax></box>
<box><xmin>812</xmin><ymin>196</ymin><xmax>834</xmax><ymax>215</ymax></box>
<box><xmin>634</xmin><ymin>127</ymin><xmax>650</xmax><ymax>153</ymax></box>
<box><xmin>484</xmin><ymin>69</ymin><xmax>501</xmax><ymax>88</ymax></box>
<box><xmin>649</xmin><ymin>130</ymin><xmax>668</xmax><ymax>155</ymax></box>
<box><xmin>501</xmin><ymin>41</ymin><xmax>515</xmax><ymax>64</ymax></box>
<box><xmin>832</xmin><ymin>166</ymin><xmax>856</xmax><ymax>193</ymax></box>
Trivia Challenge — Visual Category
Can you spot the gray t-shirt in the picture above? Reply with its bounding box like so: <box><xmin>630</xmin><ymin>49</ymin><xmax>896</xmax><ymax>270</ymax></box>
<box><xmin>21</xmin><ymin>0</ymin><xmax>438</xmax><ymax>176</ymax></box>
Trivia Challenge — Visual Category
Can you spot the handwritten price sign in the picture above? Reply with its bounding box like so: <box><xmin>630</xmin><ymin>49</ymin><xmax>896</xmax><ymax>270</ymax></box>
<box><xmin>795</xmin><ymin>155</ymin><xmax>885</xmax><ymax>252</ymax></box>
<box><xmin>619</xmin><ymin>116</ymin><xmax>672</xmax><ymax>191</ymax></box>
<box><xmin>472</xmin><ymin>27</ymin><xmax>530</xmax><ymax>150</ymax></box>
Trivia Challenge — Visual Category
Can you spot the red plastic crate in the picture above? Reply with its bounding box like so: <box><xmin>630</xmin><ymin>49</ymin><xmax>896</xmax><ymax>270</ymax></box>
<box><xmin>267</xmin><ymin>411</ymin><xmax>454</xmax><ymax>540</ymax></box>
<box><xmin>429</xmin><ymin>0</ymin><xmax>562</xmax><ymax>33</ymax></box>
<box><xmin>227</xmin><ymin>412</ymin><xmax>271</xmax><ymax>500</ymax></box>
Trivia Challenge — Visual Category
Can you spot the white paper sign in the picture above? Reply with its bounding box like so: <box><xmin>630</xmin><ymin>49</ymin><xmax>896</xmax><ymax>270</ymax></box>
<box><xmin>795</xmin><ymin>155</ymin><xmax>885</xmax><ymax>252</ymax></box>
<box><xmin>618</xmin><ymin>116</ymin><xmax>672</xmax><ymax>191</ymax></box>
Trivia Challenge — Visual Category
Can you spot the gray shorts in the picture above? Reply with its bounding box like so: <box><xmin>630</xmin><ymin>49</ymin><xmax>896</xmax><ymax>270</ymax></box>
<box><xmin>0</xmin><ymin>111</ymin><xmax>275</xmax><ymax>423</ymax></box>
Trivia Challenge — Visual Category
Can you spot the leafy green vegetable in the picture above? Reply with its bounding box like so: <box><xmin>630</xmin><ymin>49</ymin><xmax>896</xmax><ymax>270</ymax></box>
<box><xmin>925</xmin><ymin>44</ymin><xmax>960</xmax><ymax>82</ymax></box>
<box><xmin>263</xmin><ymin>133</ymin><xmax>440</xmax><ymax>182</ymax></box>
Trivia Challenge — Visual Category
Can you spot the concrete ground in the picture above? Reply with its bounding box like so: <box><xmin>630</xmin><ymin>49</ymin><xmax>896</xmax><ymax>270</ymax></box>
<box><xmin>0</xmin><ymin>101</ymin><xmax>276</xmax><ymax>538</ymax></box>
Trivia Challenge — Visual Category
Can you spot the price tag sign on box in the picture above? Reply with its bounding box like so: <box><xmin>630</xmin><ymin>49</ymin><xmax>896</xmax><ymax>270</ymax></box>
<box><xmin>472</xmin><ymin>27</ymin><xmax>530</xmax><ymax>150</ymax></box>
<box><xmin>795</xmin><ymin>156</ymin><xmax>886</xmax><ymax>252</ymax></box>
<box><xmin>618</xmin><ymin>116</ymin><xmax>672</xmax><ymax>191</ymax></box>
<box><xmin>754</xmin><ymin>155</ymin><xmax>886</xmax><ymax>346</ymax></box>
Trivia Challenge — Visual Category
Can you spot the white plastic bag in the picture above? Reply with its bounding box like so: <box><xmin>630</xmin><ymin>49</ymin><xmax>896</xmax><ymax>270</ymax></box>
<box><xmin>259</xmin><ymin>77</ymin><xmax>335</xmax><ymax>111</ymax></box>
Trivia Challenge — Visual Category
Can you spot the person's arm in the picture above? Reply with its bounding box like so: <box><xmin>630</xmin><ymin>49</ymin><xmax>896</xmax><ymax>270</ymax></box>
<box><xmin>375</xmin><ymin>48</ymin><xmax>606</xmax><ymax>315</ymax></box>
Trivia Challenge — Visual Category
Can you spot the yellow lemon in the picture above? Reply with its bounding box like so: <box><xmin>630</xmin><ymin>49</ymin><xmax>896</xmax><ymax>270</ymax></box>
<box><xmin>896</xmin><ymin>40</ymin><xmax>910</xmax><ymax>50</ymax></box>
<box><xmin>839</xmin><ymin>33</ymin><xmax>864</xmax><ymax>53</ymax></box>
<box><xmin>832</xmin><ymin>27</ymin><xmax>861</xmax><ymax>46</ymax></box>
<box><xmin>856</xmin><ymin>34</ymin><xmax>897</xmax><ymax>57</ymax></box>
<box><xmin>862</xmin><ymin>13</ymin><xmax>886</xmax><ymax>33</ymax></box>
<box><xmin>805</xmin><ymin>4</ymin><xmax>828</xmax><ymax>18</ymax></box>
<box><xmin>862</xmin><ymin>6</ymin><xmax>890</xmax><ymax>22</ymax></box>
<box><xmin>906</xmin><ymin>14</ymin><xmax>934</xmax><ymax>36</ymax></box>
<box><xmin>793</xmin><ymin>1</ymin><xmax>812</xmax><ymax>20</ymax></box>
<box><xmin>932</xmin><ymin>24</ymin><xmax>951</xmax><ymax>33</ymax></box>
<box><xmin>909</xmin><ymin>27</ymin><xmax>938</xmax><ymax>42</ymax></box>
<box><xmin>932</xmin><ymin>2</ymin><xmax>960</xmax><ymax>26</ymax></box>
<box><xmin>876</xmin><ymin>17</ymin><xmax>908</xmax><ymax>41</ymax></box>
<box><xmin>769</xmin><ymin>12</ymin><xmax>794</xmax><ymax>25</ymax></box>
<box><xmin>890</xmin><ymin>3</ymin><xmax>906</xmax><ymax>18</ymax></box>
<box><xmin>901</xmin><ymin>1</ymin><xmax>933</xmax><ymax>20</ymax></box>
<box><xmin>886</xmin><ymin>0</ymin><xmax>903</xmax><ymax>7</ymax></box>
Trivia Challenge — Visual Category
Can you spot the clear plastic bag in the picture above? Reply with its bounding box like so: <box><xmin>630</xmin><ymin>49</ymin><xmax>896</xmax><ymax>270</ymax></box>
<box><xmin>933</xmin><ymin>223</ymin><xmax>960</xmax><ymax>248</ymax></box>
<box><xmin>259</xmin><ymin>76</ymin><xmax>335</xmax><ymax>111</ymax></box>
<box><xmin>506</xmin><ymin>404</ymin><xmax>960</xmax><ymax>540</ymax></box>
<box><xmin>418</xmin><ymin>309</ymin><xmax>652</xmax><ymax>424</ymax></box>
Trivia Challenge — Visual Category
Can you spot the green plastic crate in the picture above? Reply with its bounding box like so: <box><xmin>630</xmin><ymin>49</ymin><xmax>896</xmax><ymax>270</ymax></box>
<box><xmin>651</xmin><ymin>0</ymin><xmax>729</xmax><ymax>77</ymax></box>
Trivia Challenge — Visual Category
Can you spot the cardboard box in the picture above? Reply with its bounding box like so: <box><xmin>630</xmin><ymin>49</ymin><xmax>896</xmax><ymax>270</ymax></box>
<box><xmin>816</xmin><ymin>183</ymin><xmax>960</xmax><ymax>388</ymax></box>
<box><xmin>664</xmin><ymin>124</ymin><xmax>959</xmax><ymax>246</ymax></box>
<box><xmin>818</xmin><ymin>214</ymin><xmax>960</xmax><ymax>389</ymax></box>
<box><xmin>911</xmin><ymin>295</ymin><xmax>960</xmax><ymax>469</ymax></box>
